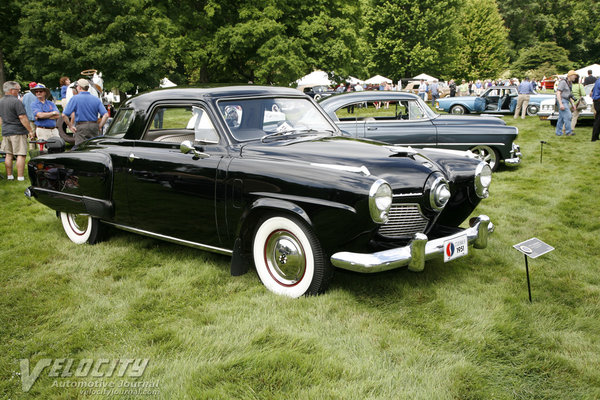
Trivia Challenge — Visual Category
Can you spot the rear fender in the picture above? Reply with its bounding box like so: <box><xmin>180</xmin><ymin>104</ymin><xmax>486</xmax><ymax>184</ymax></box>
<box><xmin>27</xmin><ymin>152</ymin><xmax>114</xmax><ymax>218</ymax></box>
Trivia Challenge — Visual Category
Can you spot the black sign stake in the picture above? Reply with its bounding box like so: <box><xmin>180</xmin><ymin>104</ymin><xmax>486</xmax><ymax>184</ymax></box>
<box><xmin>524</xmin><ymin>254</ymin><xmax>532</xmax><ymax>302</ymax></box>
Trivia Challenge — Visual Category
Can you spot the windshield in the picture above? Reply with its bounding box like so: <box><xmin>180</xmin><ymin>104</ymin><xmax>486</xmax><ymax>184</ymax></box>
<box><xmin>217</xmin><ymin>97</ymin><xmax>336</xmax><ymax>141</ymax></box>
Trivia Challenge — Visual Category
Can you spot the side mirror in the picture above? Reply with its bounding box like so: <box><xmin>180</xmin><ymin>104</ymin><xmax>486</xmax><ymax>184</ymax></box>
<box><xmin>180</xmin><ymin>140</ymin><xmax>209</xmax><ymax>159</ymax></box>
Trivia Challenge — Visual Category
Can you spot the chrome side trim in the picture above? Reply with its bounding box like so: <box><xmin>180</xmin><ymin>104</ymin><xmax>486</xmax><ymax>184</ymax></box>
<box><xmin>330</xmin><ymin>215</ymin><xmax>494</xmax><ymax>273</ymax></box>
<box><xmin>103</xmin><ymin>222</ymin><xmax>233</xmax><ymax>256</ymax></box>
<box><xmin>310</xmin><ymin>163</ymin><xmax>370</xmax><ymax>176</ymax></box>
<box><xmin>393</xmin><ymin>192</ymin><xmax>423</xmax><ymax>197</ymax></box>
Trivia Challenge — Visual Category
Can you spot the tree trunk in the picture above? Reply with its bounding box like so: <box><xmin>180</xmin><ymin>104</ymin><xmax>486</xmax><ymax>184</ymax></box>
<box><xmin>0</xmin><ymin>47</ymin><xmax>5</xmax><ymax>96</ymax></box>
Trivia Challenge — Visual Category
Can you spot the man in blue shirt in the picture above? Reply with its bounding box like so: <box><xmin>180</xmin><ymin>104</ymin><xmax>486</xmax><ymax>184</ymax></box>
<box><xmin>514</xmin><ymin>77</ymin><xmax>536</xmax><ymax>119</ymax></box>
<box><xmin>22</xmin><ymin>82</ymin><xmax>38</xmax><ymax>132</ymax></box>
<box><xmin>591</xmin><ymin>78</ymin><xmax>600</xmax><ymax>142</ymax></box>
<box><xmin>62</xmin><ymin>79</ymin><xmax>108</xmax><ymax>145</ymax></box>
<box><xmin>31</xmin><ymin>83</ymin><xmax>61</xmax><ymax>140</ymax></box>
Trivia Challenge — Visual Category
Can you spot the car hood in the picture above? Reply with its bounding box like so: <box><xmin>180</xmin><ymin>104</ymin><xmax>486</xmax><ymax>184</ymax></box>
<box><xmin>431</xmin><ymin>114</ymin><xmax>506</xmax><ymax>126</ymax></box>
<box><xmin>239</xmin><ymin>135</ymin><xmax>474</xmax><ymax>190</ymax></box>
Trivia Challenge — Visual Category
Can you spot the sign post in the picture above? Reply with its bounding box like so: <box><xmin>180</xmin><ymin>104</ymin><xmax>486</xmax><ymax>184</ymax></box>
<box><xmin>513</xmin><ymin>238</ymin><xmax>555</xmax><ymax>303</ymax></box>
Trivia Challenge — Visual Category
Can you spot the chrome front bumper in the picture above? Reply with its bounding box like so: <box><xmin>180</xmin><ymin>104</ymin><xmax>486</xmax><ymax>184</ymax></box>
<box><xmin>504</xmin><ymin>143</ymin><xmax>522</xmax><ymax>166</ymax></box>
<box><xmin>330</xmin><ymin>215</ymin><xmax>494</xmax><ymax>273</ymax></box>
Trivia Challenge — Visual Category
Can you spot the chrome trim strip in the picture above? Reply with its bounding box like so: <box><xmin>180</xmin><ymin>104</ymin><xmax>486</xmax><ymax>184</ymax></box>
<box><xmin>103</xmin><ymin>222</ymin><xmax>233</xmax><ymax>256</ymax></box>
<box><xmin>310</xmin><ymin>163</ymin><xmax>371</xmax><ymax>176</ymax></box>
<box><xmin>330</xmin><ymin>215</ymin><xmax>494</xmax><ymax>273</ymax></box>
<box><xmin>393</xmin><ymin>192</ymin><xmax>423</xmax><ymax>197</ymax></box>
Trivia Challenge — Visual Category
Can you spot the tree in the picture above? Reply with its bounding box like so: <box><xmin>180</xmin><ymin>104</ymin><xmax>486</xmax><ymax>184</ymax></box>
<box><xmin>0</xmin><ymin>0</ymin><xmax>22</xmax><ymax>94</ymax></box>
<box><xmin>511</xmin><ymin>41</ymin><xmax>573</xmax><ymax>78</ymax></box>
<box><xmin>203</xmin><ymin>0</ymin><xmax>364</xmax><ymax>85</ymax></box>
<box><xmin>362</xmin><ymin>0</ymin><xmax>464</xmax><ymax>81</ymax></box>
<box><xmin>455</xmin><ymin>0</ymin><xmax>509</xmax><ymax>80</ymax></box>
<box><xmin>15</xmin><ymin>0</ymin><xmax>176</xmax><ymax>92</ymax></box>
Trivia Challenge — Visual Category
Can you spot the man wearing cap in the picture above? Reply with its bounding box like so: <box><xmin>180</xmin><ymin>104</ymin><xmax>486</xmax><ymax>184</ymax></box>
<box><xmin>62</xmin><ymin>78</ymin><xmax>108</xmax><ymax>145</ymax></box>
<box><xmin>555</xmin><ymin>70</ymin><xmax>578</xmax><ymax>136</ymax></box>
<box><xmin>0</xmin><ymin>81</ymin><xmax>35</xmax><ymax>181</ymax></box>
<box><xmin>31</xmin><ymin>83</ymin><xmax>61</xmax><ymax>140</ymax></box>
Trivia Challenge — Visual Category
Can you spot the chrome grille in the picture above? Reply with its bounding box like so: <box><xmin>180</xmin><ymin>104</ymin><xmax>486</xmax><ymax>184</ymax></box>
<box><xmin>378</xmin><ymin>204</ymin><xmax>429</xmax><ymax>239</ymax></box>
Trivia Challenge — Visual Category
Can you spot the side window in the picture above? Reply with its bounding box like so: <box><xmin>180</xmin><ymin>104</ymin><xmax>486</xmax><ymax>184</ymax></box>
<box><xmin>405</xmin><ymin>100</ymin><xmax>426</xmax><ymax>120</ymax></box>
<box><xmin>144</xmin><ymin>106</ymin><xmax>219</xmax><ymax>144</ymax></box>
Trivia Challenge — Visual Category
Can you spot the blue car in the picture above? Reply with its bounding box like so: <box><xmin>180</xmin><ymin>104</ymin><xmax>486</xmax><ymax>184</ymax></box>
<box><xmin>436</xmin><ymin>86</ymin><xmax>555</xmax><ymax>116</ymax></box>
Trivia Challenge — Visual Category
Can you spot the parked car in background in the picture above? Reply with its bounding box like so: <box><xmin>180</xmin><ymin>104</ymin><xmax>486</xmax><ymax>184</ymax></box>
<box><xmin>403</xmin><ymin>81</ymin><xmax>450</xmax><ymax>100</ymax></box>
<box><xmin>301</xmin><ymin>85</ymin><xmax>335</xmax><ymax>100</ymax></box>
<box><xmin>26</xmin><ymin>86</ymin><xmax>494</xmax><ymax>297</ymax></box>
<box><xmin>538</xmin><ymin>84</ymin><xmax>595</xmax><ymax>126</ymax></box>
<box><xmin>435</xmin><ymin>86</ymin><xmax>555</xmax><ymax>116</ymax></box>
<box><xmin>320</xmin><ymin>91</ymin><xmax>521</xmax><ymax>171</ymax></box>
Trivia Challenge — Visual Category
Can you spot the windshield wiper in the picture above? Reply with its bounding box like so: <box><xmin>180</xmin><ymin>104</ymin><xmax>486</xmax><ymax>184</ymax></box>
<box><xmin>260</xmin><ymin>129</ymin><xmax>324</xmax><ymax>142</ymax></box>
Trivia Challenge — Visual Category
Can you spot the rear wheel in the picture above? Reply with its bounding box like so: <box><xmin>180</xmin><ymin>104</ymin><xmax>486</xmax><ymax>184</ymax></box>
<box><xmin>450</xmin><ymin>105</ymin><xmax>466</xmax><ymax>114</ymax></box>
<box><xmin>60</xmin><ymin>212</ymin><xmax>105</xmax><ymax>244</ymax></box>
<box><xmin>252</xmin><ymin>215</ymin><xmax>332</xmax><ymax>297</ymax></box>
<box><xmin>470</xmin><ymin>145</ymin><xmax>500</xmax><ymax>171</ymax></box>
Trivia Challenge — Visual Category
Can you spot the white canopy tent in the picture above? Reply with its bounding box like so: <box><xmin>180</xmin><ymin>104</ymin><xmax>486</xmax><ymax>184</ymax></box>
<box><xmin>160</xmin><ymin>77</ymin><xmax>177</xmax><ymax>88</ymax></box>
<box><xmin>365</xmin><ymin>75</ymin><xmax>392</xmax><ymax>84</ymax></box>
<box><xmin>295</xmin><ymin>70</ymin><xmax>335</xmax><ymax>90</ymax></box>
<box><xmin>412</xmin><ymin>73</ymin><xmax>437</xmax><ymax>81</ymax></box>
<box><xmin>574</xmin><ymin>64</ymin><xmax>600</xmax><ymax>79</ymax></box>
<box><xmin>346</xmin><ymin>76</ymin><xmax>366</xmax><ymax>85</ymax></box>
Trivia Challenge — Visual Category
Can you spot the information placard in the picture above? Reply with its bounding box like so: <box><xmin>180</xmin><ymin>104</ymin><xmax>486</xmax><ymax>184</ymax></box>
<box><xmin>513</xmin><ymin>238</ymin><xmax>554</xmax><ymax>259</ymax></box>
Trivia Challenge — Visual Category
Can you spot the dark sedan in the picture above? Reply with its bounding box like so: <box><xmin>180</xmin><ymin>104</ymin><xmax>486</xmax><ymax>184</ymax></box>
<box><xmin>26</xmin><ymin>86</ymin><xmax>494</xmax><ymax>297</ymax></box>
<box><xmin>319</xmin><ymin>91</ymin><xmax>521</xmax><ymax>171</ymax></box>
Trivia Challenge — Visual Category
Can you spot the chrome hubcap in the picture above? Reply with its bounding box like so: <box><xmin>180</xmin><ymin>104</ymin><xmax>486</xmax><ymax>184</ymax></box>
<box><xmin>471</xmin><ymin>146</ymin><xmax>497</xmax><ymax>169</ymax></box>
<box><xmin>69</xmin><ymin>214</ymin><xmax>89</xmax><ymax>233</ymax></box>
<box><xmin>265</xmin><ymin>230</ymin><xmax>306</xmax><ymax>285</ymax></box>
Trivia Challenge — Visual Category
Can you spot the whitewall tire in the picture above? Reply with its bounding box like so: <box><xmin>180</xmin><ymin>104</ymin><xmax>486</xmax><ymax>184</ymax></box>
<box><xmin>252</xmin><ymin>215</ymin><xmax>331</xmax><ymax>297</ymax></box>
<box><xmin>60</xmin><ymin>212</ymin><xmax>105</xmax><ymax>244</ymax></box>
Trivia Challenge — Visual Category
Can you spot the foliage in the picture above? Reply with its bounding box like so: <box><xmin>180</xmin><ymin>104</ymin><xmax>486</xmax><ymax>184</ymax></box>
<box><xmin>497</xmin><ymin>0</ymin><xmax>600</xmax><ymax>67</ymax></box>
<box><xmin>363</xmin><ymin>0</ymin><xmax>464</xmax><ymax>81</ymax></box>
<box><xmin>1</xmin><ymin>116</ymin><xmax>600</xmax><ymax>398</ymax></box>
<box><xmin>13</xmin><ymin>0</ymin><xmax>176</xmax><ymax>92</ymax></box>
<box><xmin>511</xmin><ymin>42</ymin><xmax>573</xmax><ymax>78</ymax></box>
<box><xmin>454</xmin><ymin>0</ymin><xmax>509</xmax><ymax>81</ymax></box>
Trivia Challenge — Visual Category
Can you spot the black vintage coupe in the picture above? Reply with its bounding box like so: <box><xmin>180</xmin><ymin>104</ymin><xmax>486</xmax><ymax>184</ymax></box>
<box><xmin>26</xmin><ymin>86</ymin><xmax>494</xmax><ymax>297</ymax></box>
<box><xmin>320</xmin><ymin>91</ymin><xmax>522</xmax><ymax>171</ymax></box>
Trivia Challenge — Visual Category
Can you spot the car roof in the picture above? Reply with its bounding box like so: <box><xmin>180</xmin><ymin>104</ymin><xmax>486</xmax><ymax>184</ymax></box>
<box><xmin>319</xmin><ymin>90</ymin><xmax>420</xmax><ymax>109</ymax></box>
<box><xmin>123</xmin><ymin>86</ymin><xmax>306</xmax><ymax>109</ymax></box>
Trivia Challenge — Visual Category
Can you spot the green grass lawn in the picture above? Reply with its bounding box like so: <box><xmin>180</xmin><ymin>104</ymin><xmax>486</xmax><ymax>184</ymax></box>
<box><xmin>1</xmin><ymin>115</ymin><xmax>599</xmax><ymax>399</ymax></box>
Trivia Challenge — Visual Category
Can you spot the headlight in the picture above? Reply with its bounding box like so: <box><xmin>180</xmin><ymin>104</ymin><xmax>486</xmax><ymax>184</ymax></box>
<box><xmin>429</xmin><ymin>177</ymin><xmax>451</xmax><ymax>211</ymax></box>
<box><xmin>369</xmin><ymin>179</ymin><xmax>392</xmax><ymax>224</ymax></box>
<box><xmin>474</xmin><ymin>162</ymin><xmax>492</xmax><ymax>198</ymax></box>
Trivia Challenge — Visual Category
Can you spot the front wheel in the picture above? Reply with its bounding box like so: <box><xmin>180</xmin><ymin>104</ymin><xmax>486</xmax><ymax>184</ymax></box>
<box><xmin>252</xmin><ymin>215</ymin><xmax>332</xmax><ymax>297</ymax></box>
<box><xmin>450</xmin><ymin>105</ymin><xmax>466</xmax><ymax>114</ymax></box>
<box><xmin>470</xmin><ymin>145</ymin><xmax>500</xmax><ymax>172</ymax></box>
<box><xmin>60</xmin><ymin>212</ymin><xmax>106</xmax><ymax>244</ymax></box>
<box><xmin>526</xmin><ymin>104</ymin><xmax>540</xmax><ymax>116</ymax></box>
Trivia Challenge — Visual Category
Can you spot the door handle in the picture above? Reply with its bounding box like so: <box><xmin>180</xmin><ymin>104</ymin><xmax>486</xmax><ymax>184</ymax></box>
<box><xmin>128</xmin><ymin>152</ymin><xmax>139</xmax><ymax>162</ymax></box>
<box><xmin>367</xmin><ymin>126</ymin><xmax>378</xmax><ymax>131</ymax></box>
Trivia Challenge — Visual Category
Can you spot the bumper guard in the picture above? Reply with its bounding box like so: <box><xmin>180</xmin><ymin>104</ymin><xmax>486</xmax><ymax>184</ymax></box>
<box><xmin>330</xmin><ymin>215</ymin><xmax>494</xmax><ymax>273</ymax></box>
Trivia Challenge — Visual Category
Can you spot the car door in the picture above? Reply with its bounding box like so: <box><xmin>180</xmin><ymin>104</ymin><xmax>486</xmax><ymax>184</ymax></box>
<box><xmin>126</xmin><ymin>103</ymin><xmax>229</xmax><ymax>247</ymax></box>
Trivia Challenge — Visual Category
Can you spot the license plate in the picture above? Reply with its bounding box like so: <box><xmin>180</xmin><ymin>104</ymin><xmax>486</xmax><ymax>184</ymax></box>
<box><xmin>443</xmin><ymin>235</ymin><xmax>468</xmax><ymax>262</ymax></box>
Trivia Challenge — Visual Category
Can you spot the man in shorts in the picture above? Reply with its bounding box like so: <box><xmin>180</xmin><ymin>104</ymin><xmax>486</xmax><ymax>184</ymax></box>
<box><xmin>0</xmin><ymin>81</ymin><xmax>35</xmax><ymax>181</ymax></box>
